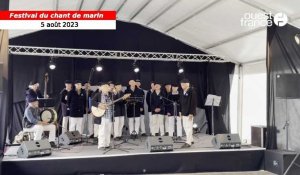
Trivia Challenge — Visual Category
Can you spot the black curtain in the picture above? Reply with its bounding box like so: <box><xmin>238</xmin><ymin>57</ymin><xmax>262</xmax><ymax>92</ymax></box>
<box><xmin>8</xmin><ymin>21</ymin><xmax>235</xmax><ymax>142</ymax></box>
<box><xmin>266</xmin><ymin>23</ymin><xmax>300</xmax><ymax>151</ymax></box>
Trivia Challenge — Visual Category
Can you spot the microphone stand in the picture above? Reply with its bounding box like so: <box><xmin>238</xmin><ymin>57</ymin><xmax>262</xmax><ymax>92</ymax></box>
<box><xmin>55</xmin><ymin>117</ymin><xmax>70</xmax><ymax>150</ymax></box>
<box><xmin>103</xmin><ymin>92</ymin><xmax>129</xmax><ymax>154</ymax></box>
<box><xmin>159</xmin><ymin>94</ymin><xmax>185</xmax><ymax>143</ymax></box>
<box><xmin>115</xmin><ymin>102</ymin><xmax>138</xmax><ymax>147</ymax></box>
<box><xmin>82</xmin><ymin>68</ymin><xmax>96</xmax><ymax>145</ymax></box>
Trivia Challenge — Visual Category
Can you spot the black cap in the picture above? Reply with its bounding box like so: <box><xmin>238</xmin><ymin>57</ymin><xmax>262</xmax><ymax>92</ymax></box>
<box><xmin>29</xmin><ymin>81</ymin><xmax>38</xmax><ymax>85</ymax></box>
<box><xmin>171</xmin><ymin>83</ymin><xmax>178</xmax><ymax>87</ymax></box>
<box><xmin>154</xmin><ymin>81</ymin><xmax>162</xmax><ymax>85</ymax></box>
<box><xmin>180</xmin><ymin>78</ymin><xmax>190</xmax><ymax>83</ymax></box>
<box><xmin>115</xmin><ymin>82</ymin><xmax>122</xmax><ymax>86</ymax></box>
<box><xmin>64</xmin><ymin>80</ymin><xmax>72</xmax><ymax>84</ymax></box>
<box><xmin>74</xmin><ymin>80</ymin><xmax>82</xmax><ymax>84</ymax></box>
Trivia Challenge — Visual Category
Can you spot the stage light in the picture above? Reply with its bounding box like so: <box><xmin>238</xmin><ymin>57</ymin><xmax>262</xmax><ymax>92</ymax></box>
<box><xmin>49</xmin><ymin>59</ymin><xmax>56</xmax><ymax>70</ymax></box>
<box><xmin>295</xmin><ymin>34</ymin><xmax>300</xmax><ymax>45</ymax></box>
<box><xmin>133</xmin><ymin>60</ymin><xmax>139</xmax><ymax>73</ymax></box>
<box><xmin>134</xmin><ymin>66</ymin><xmax>140</xmax><ymax>73</ymax></box>
<box><xmin>95</xmin><ymin>59</ymin><xmax>103</xmax><ymax>72</ymax></box>
<box><xmin>177</xmin><ymin>62</ymin><xmax>184</xmax><ymax>74</ymax></box>
<box><xmin>96</xmin><ymin>64</ymin><xmax>103</xmax><ymax>72</ymax></box>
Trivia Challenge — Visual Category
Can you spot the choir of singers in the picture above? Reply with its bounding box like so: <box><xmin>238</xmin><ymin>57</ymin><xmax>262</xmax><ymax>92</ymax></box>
<box><xmin>23</xmin><ymin>78</ymin><xmax>197</xmax><ymax>149</ymax></box>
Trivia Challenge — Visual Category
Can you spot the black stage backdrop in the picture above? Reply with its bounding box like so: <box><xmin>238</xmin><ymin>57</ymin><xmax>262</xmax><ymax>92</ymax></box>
<box><xmin>266</xmin><ymin>23</ymin><xmax>300</xmax><ymax>151</ymax></box>
<box><xmin>8</xmin><ymin>21</ymin><xmax>235</xmax><ymax>142</ymax></box>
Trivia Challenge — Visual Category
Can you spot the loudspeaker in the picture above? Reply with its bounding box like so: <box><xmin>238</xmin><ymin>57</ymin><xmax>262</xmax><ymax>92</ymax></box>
<box><xmin>59</xmin><ymin>131</ymin><xmax>82</xmax><ymax>145</ymax></box>
<box><xmin>251</xmin><ymin>125</ymin><xmax>267</xmax><ymax>148</ymax></box>
<box><xmin>276</xmin><ymin>74</ymin><xmax>300</xmax><ymax>99</ymax></box>
<box><xmin>146</xmin><ymin>136</ymin><xmax>173</xmax><ymax>152</ymax></box>
<box><xmin>17</xmin><ymin>140</ymin><xmax>51</xmax><ymax>158</ymax></box>
<box><xmin>212</xmin><ymin>134</ymin><xmax>241</xmax><ymax>149</ymax></box>
<box><xmin>265</xmin><ymin>150</ymin><xmax>300</xmax><ymax>175</ymax></box>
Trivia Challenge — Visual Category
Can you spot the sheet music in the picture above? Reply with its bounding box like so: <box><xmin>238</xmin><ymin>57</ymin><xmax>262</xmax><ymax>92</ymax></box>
<box><xmin>205</xmin><ymin>94</ymin><xmax>221</xmax><ymax>106</ymax></box>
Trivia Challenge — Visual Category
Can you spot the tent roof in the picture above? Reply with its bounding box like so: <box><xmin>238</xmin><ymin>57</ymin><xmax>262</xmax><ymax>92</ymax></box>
<box><xmin>8</xmin><ymin>0</ymin><xmax>300</xmax><ymax>64</ymax></box>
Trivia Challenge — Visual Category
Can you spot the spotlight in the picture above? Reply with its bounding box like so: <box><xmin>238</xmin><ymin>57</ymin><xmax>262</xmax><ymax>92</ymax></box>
<box><xmin>134</xmin><ymin>66</ymin><xmax>140</xmax><ymax>73</ymax></box>
<box><xmin>177</xmin><ymin>62</ymin><xmax>184</xmax><ymax>74</ymax></box>
<box><xmin>178</xmin><ymin>67</ymin><xmax>184</xmax><ymax>74</ymax></box>
<box><xmin>96</xmin><ymin>64</ymin><xmax>103</xmax><ymax>72</ymax></box>
<box><xmin>95</xmin><ymin>59</ymin><xmax>103</xmax><ymax>72</ymax></box>
<box><xmin>295</xmin><ymin>34</ymin><xmax>300</xmax><ymax>45</ymax></box>
<box><xmin>133</xmin><ymin>60</ymin><xmax>139</xmax><ymax>73</ymax></box>
<box><xmin>49</xmin><ymin>59</ymin><xmax>56</xmax><ymax>70</ymax></box>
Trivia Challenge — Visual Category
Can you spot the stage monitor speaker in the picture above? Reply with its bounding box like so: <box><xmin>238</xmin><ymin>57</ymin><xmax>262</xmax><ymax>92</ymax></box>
<box><xmin>59</xmin><ymin>131</ymin><xmax>82</xmax><ymax>146</ymax></box>
<box><xmin>276</xmin><ymin>74</ymin><xmax>300</xmax><ymax>99</ymax></box>
<box><xmin>212</xmin><ymin>134</ymin><xmax>241</xmax><ymax>149</ymax></box>
<box><xmin>251</xmin><ymin>125</ymin><xmax>267</xmax><ymax>148</ymax></box>
<box><xmin>17</xmin><ymin>140</ymin><xmax>51</xmax><ymax>158</ymax></box>
<box><xmin>146</xmin><ymin>136</ymin><xmax>173</xmax><ymax>152</ymax></box>
<box><xmin>265</xmin><ymin>150</ymin><xmax>300</xmax><ymax>175</ymax></box>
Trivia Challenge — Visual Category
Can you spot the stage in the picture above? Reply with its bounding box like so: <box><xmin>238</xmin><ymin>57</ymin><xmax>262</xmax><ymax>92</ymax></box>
<box><xmin>2</xmin><ymin>134</ymin><xmax>265</xmax><ymax>175</ymax></box>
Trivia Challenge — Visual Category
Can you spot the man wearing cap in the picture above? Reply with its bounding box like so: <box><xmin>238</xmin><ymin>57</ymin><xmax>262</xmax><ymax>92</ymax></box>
<box><xmin>23</xmin><ymin>97</ymin><xmax>56</xmax><ymax>147</ymax></box>
<box><xmin>125</xmin><ymin>80</ymin><xmax>141</xmax><ymax>137</ymax></box>
<box><xmin>82</xmin><ymin>81</ymin><xmax>94</xmax><ymax>138</ymax></box>
<box><xmin>25</xmin><ymin>81</ymin><xmax>44</xmax><ymax>108</ymax></box>
<box><xmin>60</xmin><ymin>80</ymin><xmax>72</xmax><ymax>134</ymax></box>
<box><xmin>150</xmin><ymin>82</ymin><xmax>165</xmax><ymax>136</ymax></box>
<box><xmin>112</xmin><ymin>82</ymin><xmax>125</xmax><ymax>140</ymax></box>
<box><xmin>92</xmin><ymin>82</ymin><xmax>113</xmax><ymax>149</ymax></box>
<box><xmin>67</xmin><ymin>80</ymin><xmax>86</xmax><ymax>134</ymax></box>
<box><xmin>135</xmin><ymin>79</ymin><xmax>146</xmax><ymax>136</ymax></box>
<box><xmin>146</xmin><ymin>81</ymin><xmax>155</xmax><ymax>135</ymax></box>
<box><xmin>166</xmin><ymin>84</ymin><xmax>182</xmax><ymax>138</ymax></box>
<box><xmin>179</xmin><ymin>79</ymin><xmax>197</xmax><ymax>148</ymax></box>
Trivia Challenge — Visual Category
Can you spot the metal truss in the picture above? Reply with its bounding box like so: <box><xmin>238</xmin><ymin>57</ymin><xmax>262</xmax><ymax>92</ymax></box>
<box><xmin>8</xmin><ymin>45</ymin><xmax>228</xmax><ymax>63</ymax></box>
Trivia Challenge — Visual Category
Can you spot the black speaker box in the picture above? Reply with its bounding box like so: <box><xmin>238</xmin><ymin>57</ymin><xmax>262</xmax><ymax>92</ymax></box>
<box><xmin>212</xmin><ymin>134</ymin><xmax>241</xmax><ymax>149</ymax></box>
<box><xmin>59</xmin><ymin>131</ymin><xmax>82</xmax><ymax>145</ymax></box>
<box><xmin>265</xmin><ymin>150</ymin><xmax>300</xmax><ymax>175</ymax></box>
<box><xmin>17</xmin><ymin>140</ymin><xmax>51</xmax><ymax>158</ymax></box>
<box><xmin>146</xmin><ymin>136</ymin><xmax>173</xmax><ymax>152</ymax></box>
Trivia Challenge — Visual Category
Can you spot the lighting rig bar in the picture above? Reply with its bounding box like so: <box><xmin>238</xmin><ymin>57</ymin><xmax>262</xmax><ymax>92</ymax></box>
<box><xmin>9</xmin><ymin>45</ymin><xmax>228</xmax><ymax>63</ymax></box>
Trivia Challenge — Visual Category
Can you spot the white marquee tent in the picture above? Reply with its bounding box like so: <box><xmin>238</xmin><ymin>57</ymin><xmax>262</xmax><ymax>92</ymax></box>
<box><xmin>8</xmin><ymin>0</ymin><xmax>300</xmax><ymax>143</ymax></box>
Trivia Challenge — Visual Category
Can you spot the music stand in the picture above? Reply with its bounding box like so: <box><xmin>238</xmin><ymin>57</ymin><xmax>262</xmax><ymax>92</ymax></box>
<box><xmin>38</xmin><ymin>98</ymin><xmax>55</xmax><ymax>108</ymax></box>
<box><xmin>115</xmin><ymin>103</ymin><xmax>139</xmax><ymax>147</ymax></box>
<box><xmin>160</xmin><ymin>95</ymin><xmax>185</xmax><ymax>143</ymax></box>
<box><xmin>205</xmin><ymin>94</ymin><xmax>221</xmax><ymax>136</ymax></box>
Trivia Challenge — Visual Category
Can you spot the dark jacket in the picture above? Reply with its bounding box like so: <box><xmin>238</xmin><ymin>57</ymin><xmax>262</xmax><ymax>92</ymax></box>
<box><xmin>60</xmin><ymin>89</ymin><xmax>70</xmax><ymax>116</ymax></box>
<box><xmin>113</xmin><ymin>91</ymin><xmax>125</xmax><ymax>117</ymax></box>
<box><xmin>165</xmin><ymin>92</ymin><xmax>180</xmax><ymax>116</ymax></box>
<box><xmin>146</xmin><ymin>89</ymin><xmax>154</xmax><ymax>112</ymax></box>
<box><xmin>136</xmin><ymin>88</ymin><xmax>145</xmax><ymax>115</ymax></box>
<box><xmin>67</xmin><ymin>89</ymin><xmax>86</xmax><ymax>117</ymax></box>
<box><xmin>25</xmin><ymin>88</ymin><xmax>43</xmax><ymax>107</ymax></box>
<box><xmin>179</xmin><ymin>87</ymin><xmax>197</xmax><ymax>116</ymax></box>
<box><xmin>124</xmin><ymin>86</ymin><xmax>141</xmax><ymax>118</ymax></box>
<box><xmin>151</xmin><ymin>91</ymin><xmax>165</xmax><ymax>115</ymax></box>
